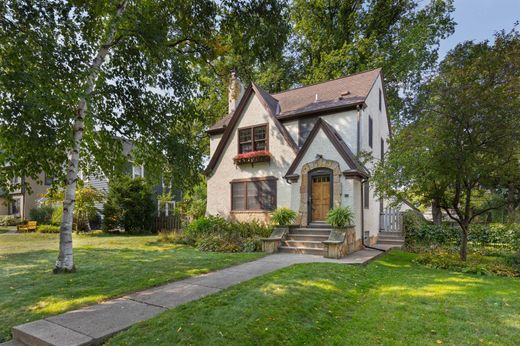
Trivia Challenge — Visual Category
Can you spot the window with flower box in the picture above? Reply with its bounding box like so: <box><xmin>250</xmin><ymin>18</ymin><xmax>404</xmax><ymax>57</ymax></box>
<box><xmin>238</xmin><ymin>125</ymin><xmax>267</xmax><ymax>153</ymax></box>
<box><xmin>231</xmin><ymin>177</ymin><xmax>277</xmax><ymax>211</ymax></box>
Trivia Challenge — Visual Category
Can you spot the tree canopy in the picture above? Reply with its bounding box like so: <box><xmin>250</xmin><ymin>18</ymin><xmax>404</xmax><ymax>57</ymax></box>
<box><xmin>372</xmin><ymin>28</ymin><xmax>520</xmax><ymax>260</ymax></box>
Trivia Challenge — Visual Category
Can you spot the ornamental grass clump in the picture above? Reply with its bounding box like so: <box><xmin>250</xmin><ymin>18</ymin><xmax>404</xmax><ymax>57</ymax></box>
<box><xmin>270</xmin><ymin>208</ymin><xmax>297</xmax><ymax>226</ymax></box>
<box><xmin>326</xmin><ymin>207</ymin><xmax>354</xmax><ymax>228</ymax></box>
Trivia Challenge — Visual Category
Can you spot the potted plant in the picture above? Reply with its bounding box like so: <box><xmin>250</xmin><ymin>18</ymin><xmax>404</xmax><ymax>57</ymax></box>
<box><xmin>324</xmin><ymin>206</ymin><xmax>356</xmax><ymax>258</ymax></box>
<box><xmin>326</xmin><ymin>206</ymin><xmax>354</xmax><ymax>228</ymax></box>
<box><xmin>262</xmin><ymin>207</ymin><xmax>297</xmax><ymax>253</ymax></box>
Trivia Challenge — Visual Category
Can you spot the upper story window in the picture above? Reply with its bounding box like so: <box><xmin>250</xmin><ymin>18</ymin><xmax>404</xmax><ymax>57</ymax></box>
<box><xmin>132</xmin><ymin>165</ymin><xmax>144</xmax><ymax>178</ymax></box>
<box><xmin>44</xmin><ymin>174</ymin><xmax>53</xmax><ymax>186</ymax></box>
<box><xmin>380</xmin><ymin>138</ymin><xmax>384</xmax><ymax>161</ymax></box>
<box><xmin>368</xmin><ymin>116</ymin><xmax>373</xmax><ymax>148</ymax></box>
<box><xmin>379</xmin><ymin>89</ymin><xmax>382</xmax><ymax>112</ymax></box>
<box><xmin>298</xmin><ymin>117</ymin><xmax>318</xmax><ymax>147</ymax></box>
<box><xmin>238</xmin><ymin>125</ymin><xmax>267</xmax><ymax>153</ymax></box>
<box><xmin>364</xmin><ymin>182</ymin><xmax>370</xmax><ymax>209</ymax></box>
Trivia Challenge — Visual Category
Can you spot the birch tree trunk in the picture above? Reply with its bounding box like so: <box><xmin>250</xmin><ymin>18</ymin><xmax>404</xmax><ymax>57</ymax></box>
<box><xmin>54</xmin><ymin>1</ymin><xmax>128</xmax><ymax>273</ymax></box>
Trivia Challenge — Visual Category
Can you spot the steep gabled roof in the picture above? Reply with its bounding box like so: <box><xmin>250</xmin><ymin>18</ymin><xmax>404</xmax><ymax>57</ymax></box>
<box><xmin>205</xmin><ymin>84</ymin><xmax>297</xmax><ymax>175</ymax></box>
<box><xmin>207</xmin><ymin>68</ymin><xmax>383</xmax><ymax>134</ymax></box>
<box><xmin>273</xmin><ymin>68</ymin><xmax>381</xmax><ymax>117</ymax></box>
<box><xmin>285</xmin><ymin>118</ymin><xmax>369</xmax><ymax>178</ymax></box>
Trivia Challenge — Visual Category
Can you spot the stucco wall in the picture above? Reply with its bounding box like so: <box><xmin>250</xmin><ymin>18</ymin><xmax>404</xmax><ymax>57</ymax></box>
<box><xmin>359</xmin><ymin>74</ymin><xmax>390</xmax><ymax>238</ymax></box>
<box><xmin>207</xmin><ymin>74</ymin><xmax>390</xmax><ymax>237</ymax></box>
<box><xmin>206</xmin><ymin>93</ymin><xmax>297</xmax><ymax>221</ymax></box>
<box><xmin>209</xmin><ymin>133</ymin><xmax>223</xmax><ymax>157</ymax></box>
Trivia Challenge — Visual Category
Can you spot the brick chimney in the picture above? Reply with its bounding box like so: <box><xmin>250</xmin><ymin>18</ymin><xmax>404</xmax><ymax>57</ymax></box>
<box><xmin>228</xmin><ymin>69</ymin><xmax>244</xmax><ymax>114</ymax></box>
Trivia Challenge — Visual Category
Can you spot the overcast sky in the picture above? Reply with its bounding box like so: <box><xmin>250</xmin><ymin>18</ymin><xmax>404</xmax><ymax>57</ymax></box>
<box><xmin>438</xmin><ymin>0</ymin><xmax>520</xmax><ymax>58</ymax></box>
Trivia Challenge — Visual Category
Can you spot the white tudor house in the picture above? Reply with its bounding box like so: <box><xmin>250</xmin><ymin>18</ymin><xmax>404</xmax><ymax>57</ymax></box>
<box><xmin>205</xmin><ymin>68</ymin><xmax>395</xmax><ymax>254</ymax></box>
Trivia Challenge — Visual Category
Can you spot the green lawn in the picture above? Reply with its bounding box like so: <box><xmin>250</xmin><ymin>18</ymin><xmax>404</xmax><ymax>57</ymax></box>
<box><xmin>108</xmin><ymin>251</ymin><xmax>520</xmax><ymax>346</ymax></box>
<box><xmin>0</xmin><ymin>225</ymin><xmax>16</xmax><ymax>233</ymax></box>
<box><xmin>0</xmin><ymin>232</ymin><xmax>264</xmax><ymax>342</ymax></box>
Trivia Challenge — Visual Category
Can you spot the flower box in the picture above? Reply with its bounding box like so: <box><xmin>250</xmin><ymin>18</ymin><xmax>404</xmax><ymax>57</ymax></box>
<box><xmin>233</xmin><ymin>150</ymin><xmax>271</xmax><ymax>165</ymax></box>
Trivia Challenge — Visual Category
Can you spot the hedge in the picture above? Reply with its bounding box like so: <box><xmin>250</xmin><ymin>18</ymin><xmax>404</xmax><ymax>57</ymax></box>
<box><xmin>403</xmin><ymin>211</ymin><xmax>520</xmax><ymax>250</ymax></box>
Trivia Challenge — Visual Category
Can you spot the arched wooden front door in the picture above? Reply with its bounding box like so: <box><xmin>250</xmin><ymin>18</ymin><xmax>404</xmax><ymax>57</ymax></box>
<box><xmin>309</xmin><ymin>169</ymin><xmax>333</xmax><ymax>222</ymax></box>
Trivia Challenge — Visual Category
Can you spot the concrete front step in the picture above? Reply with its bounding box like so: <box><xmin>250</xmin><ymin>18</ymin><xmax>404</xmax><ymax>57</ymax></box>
<box><xmin>278</xmin><ymin>246</ymin><xmax>325</xmax><ymax>255</ymax></box>
<box><xmin>379</xmin><ymin>232</ymin><xmax>404</xmax><ymax>238</ymax></box>
<box><xmin>282</xmin><ymin>240</ymin><xmax>325</xmax><ymax>249</ymax></box>
<box><xmin>308</xmin><ymin>222</ymin><xmax>332</xmax><ymax>229</ymax></box>
<box><xmin>377</xmin><ymin>239</ymin><xmax>405</xmax><ymax>245</ymax></box>
<box><xmin>289</xmin><ymin>228</ymin><xmax>331</xmax><ymax>236</ymax></box>
<box><xmin>286</xmin><ymin>234</ymin><xmax>329</xmax><ymax>242</ymax></box>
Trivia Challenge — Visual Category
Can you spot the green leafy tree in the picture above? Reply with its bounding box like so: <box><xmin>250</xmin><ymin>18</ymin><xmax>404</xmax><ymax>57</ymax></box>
<box><xmin>45</xmin><ymin>182</ymin><xmax>104</xmax><ymax>232</ymax></box>
<box><xmin>372</xmin><ymin>28</ymin><xmax>520</xmax><ymax>260</ymax></box>
<box><xmin>0</xmin><ymin>0</ymin><xmax>288</xmax><ymax>272</ymax></box>
<box><xmin>103</xmin><ymin>177</ymin><xmax>156</xmax><ymax>234</ymax></box>
<box><xmin>288</xmin><ymin>0</ymin><xmax>455</xmax><ymax>123</ymax></box>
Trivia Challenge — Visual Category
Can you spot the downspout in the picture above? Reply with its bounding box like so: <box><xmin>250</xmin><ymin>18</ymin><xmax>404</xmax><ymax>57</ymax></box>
<box><xmin>360</xmin><ymin>178</ymin><xmax>385</xmax><ymax>252</ymax></box>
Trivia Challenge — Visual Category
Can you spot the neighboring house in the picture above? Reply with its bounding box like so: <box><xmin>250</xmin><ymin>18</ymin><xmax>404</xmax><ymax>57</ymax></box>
<box><xmin>205</xmin><ymin>68</ymin><xmax>392</xmax><ymax>249</ymax></box>
<box><xmin>0</xmin><ymin>173</ymin><xmax>53</xmax><ymax>220</ymax></box>
<box><xmin>0</xmin><ymin>141</ymin><xmax>178</xmax><ymax>219</ymax></box>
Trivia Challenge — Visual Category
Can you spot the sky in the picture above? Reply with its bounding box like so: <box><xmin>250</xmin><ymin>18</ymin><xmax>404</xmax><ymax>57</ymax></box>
<box><xmin>438</xmin><ymin>0</ymin><xmax>520</xmax><ymax>58</ymax></box>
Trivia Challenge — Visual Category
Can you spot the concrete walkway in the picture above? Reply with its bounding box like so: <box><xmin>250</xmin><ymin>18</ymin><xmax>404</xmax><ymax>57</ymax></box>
<box><xmin>5</xmin><ymin>249</ymin><xmax>384</xmax><ymax>346</ymax></box>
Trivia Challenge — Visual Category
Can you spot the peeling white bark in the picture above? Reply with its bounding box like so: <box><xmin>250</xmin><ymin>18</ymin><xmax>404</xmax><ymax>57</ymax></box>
<box><xmin>54</xmin><ymin>1</ymin><xmax>128</xmax><ymax>273</ymax></box>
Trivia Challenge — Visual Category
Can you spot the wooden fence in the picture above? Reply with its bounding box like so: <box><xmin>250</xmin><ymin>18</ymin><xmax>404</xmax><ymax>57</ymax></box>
<box><xmin>379</xmin><ymin>209</ymin><xmax>404</xmax><ymax>233</ymax></box>
<box><xmin>153</xmin><ymin>214</ymin><xmax>186</xmax><ymax>232</ymax></box>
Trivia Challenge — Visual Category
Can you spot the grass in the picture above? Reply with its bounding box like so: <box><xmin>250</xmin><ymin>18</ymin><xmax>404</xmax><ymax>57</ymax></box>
<box><xmin>0</xmin><ymin>232</ymin><xmax>264</xmax><ymax>342</ymax></box>
<box><xmin>0</xmin><ymin>225</ymin><xmax>16</xmax><ymax>233</ymax></box>
<box><xmin>107</xmin><ymin>251</ymin><xmax>520</xmax><ymax>346</ymax></box>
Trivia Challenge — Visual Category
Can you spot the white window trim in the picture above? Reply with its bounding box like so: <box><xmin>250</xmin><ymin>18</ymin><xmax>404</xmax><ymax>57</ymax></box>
<box><xmin>132</xmin><ymin>165</ymin><xmax>145</xmax><ymax>179</ymax></box>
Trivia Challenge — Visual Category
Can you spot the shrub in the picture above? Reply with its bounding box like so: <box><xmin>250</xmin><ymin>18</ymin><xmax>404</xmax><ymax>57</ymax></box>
<box><xmin>51</xmin><ymin>207</ymin><xmax>63</xmax><ymax>226</ymax></box>
<box><xmin>326</xmin><ymin>206</ymin><xmax>354</xmax><ymax>228</ymax></box>
<box><xmin>37</xmin><ymin>224</ymin><xmax>60</xmax><ymax>233</ymax></box>
<box><xmin>414</xmin><ymin>249</ymin><xmax>519</xmax><ymax>277</ymax></box>
<box><xmin>158</xmin><ymin>230</ymin><xmax>189</xmax><ymax>244</ymax></box>
<box><xmin>270</xmin><ymin>208</ymin><xmax>297</xmax><ymax>226</ymax></box>
<box><xmin>29</xmin><ymin>206</ymin><xmax>55</xmax><ymax>224</ymax></box>
<box><xmin>0</xmin><ymin>215</ymin><xmax>20</xmax><ymax>226</ymax></box>
<box><xmin>182</xmin><ymin>216</ymin><xmax>272</xmax><ymax>252</ymax></box>
<box><xmin>103</xmin><ymin>177</ymin><xmax>156</xmax><ymax>234</ymax></box>
<box><xmin>405</xmin><ymin>223</ymin><xmax>459</xmax><ymax>248</ymax></box>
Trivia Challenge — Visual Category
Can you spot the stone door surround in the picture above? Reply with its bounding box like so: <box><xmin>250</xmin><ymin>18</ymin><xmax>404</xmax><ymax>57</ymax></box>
<box><xmin>298</xmin><ymin>158</ymin><xmax>342</xmax><ymax>226</ymax></box>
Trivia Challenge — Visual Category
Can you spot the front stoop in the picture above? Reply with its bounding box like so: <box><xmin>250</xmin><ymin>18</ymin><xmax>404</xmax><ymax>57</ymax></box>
<box><xmin>375</xmin><ymin>231</ymin><xmax>405</xmax><ymax>249</ymax></box>
<box><xmin>278</xmin><ymin>227</ymin><xmax>330</xmax><ymax>255</ymax></box>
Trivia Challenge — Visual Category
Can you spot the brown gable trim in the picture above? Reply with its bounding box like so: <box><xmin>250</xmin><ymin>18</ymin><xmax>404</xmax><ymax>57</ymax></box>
<box><xmin>251</xmin><ymin>83</ymin><xmax>298</xmax><ymax>153</ymax></box>
<box><xmin>205</xmin><ymin>84</ymin><xmax>298</xmax><ymax>176</ymax></box>
<box><xmin>284</xmin><ymin>118</ymin><xmax>324</xmax><ymax>177</ymax></box>
<box><xmin>285</xmin><ymin>118</ymin><xmax>368</xmax><ymax>177</ymax></box>
<box><xmin>205</xmin><ymin>85</ymin><xmax>254</xmax><ymax>175</ymax></box>
<box><xmin>206</xmin><ymin>127</ymin><xmax>226</xmax><ymax>135</ymax></box>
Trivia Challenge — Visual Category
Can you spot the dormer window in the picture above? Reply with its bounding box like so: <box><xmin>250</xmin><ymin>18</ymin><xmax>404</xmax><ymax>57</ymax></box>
<box><xmin>238</xmin><ymin>124</ymin><xmax>267</xmax><ymax>153</ymax></box>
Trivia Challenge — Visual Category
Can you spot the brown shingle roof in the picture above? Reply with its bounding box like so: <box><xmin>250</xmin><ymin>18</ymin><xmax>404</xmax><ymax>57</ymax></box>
<box><xmin>273</xmin><ymin>68</ymin><xmax>380</xmax><ymax>116</ymax></box>
<box><xmin>207</xmin><ymin>68</ymin><xmax>381</xmax><ymax>134</ymax></box>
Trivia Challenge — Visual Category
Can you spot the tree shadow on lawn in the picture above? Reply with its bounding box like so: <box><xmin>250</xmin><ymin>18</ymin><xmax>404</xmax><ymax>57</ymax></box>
<box><xmin>107</xmin><ymin>260</ymin><xmax>520</xmax><ymax>346</ymax></box>
<box><xmin>0</xmin><ymin>246</ymin><xmax>261</xmax><ymax>342</ymax></box>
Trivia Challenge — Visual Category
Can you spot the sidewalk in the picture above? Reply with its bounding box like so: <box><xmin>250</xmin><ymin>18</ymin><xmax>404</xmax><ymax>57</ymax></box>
<box><xmin>5</xmin><ymin>249</ymin><xmax>384</xmax><ymax>346</ymax></box>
